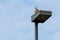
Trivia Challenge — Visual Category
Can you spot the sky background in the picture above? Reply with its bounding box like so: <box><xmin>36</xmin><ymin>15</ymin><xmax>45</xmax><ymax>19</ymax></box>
<box><xmin>0</xmin><ymin>0</ymin><xmax>60</xmax><ymax>40</ymax></box>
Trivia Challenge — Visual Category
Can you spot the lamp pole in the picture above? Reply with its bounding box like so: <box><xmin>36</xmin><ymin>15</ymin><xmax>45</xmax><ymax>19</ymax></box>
<box><xmin>35</xmin><ymin>22</ymin><xmax>38</xmax><ymax>40</ymax></box>
<box><xmin>31</xmin><ymin>7</ymin><xmax>52</xmax><ymax>40</ymax></box>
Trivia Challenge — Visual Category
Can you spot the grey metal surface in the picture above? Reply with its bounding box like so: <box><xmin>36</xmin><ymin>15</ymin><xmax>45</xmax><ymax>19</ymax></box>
<box><xmin>31</xmin><ymin>12</ymin><xmax>40</xmax><ymax>22</ymax></box>
<box><xmin>40</xmin><ymin>10</ymin><xmax>52</xmax><ymax>15</ymax></box>
<box><xmin>35</xmin><ymin>22</ymin><xmax>38</xmax><ymax>40</ymax></box>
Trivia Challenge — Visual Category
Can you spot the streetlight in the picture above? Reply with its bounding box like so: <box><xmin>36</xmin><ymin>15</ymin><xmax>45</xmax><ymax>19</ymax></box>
<box><xmin>31</xmin><ymin>8</ymin><xmax>52</xmax><ymax>40</ymax></box>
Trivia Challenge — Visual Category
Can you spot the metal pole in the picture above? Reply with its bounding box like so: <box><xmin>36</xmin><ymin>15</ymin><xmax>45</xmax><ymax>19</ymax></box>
<box><xmin>35</xmin><ymin>22</ymin><xmax>38</xmax><ymax>40</ymax></box>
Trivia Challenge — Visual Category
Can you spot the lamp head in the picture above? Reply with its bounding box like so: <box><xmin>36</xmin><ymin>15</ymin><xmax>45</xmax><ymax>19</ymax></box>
<box><xmin>31</xmin><ymin>10</ymin><xmax>52</xmax><ymax>23</ymax></box>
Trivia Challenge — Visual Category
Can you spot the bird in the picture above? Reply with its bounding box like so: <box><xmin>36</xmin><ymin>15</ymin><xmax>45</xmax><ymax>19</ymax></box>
<box><xmin>34</xmin><ymin>7</ymin><xmax>39</xmax><ymax>13</ymax></box>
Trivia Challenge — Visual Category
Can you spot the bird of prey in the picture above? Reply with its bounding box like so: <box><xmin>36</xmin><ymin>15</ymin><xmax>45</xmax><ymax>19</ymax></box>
<box><xmin>34</xmin><ymin>7</ymin><xmax>39</xmax><ymax>13</ymax></box>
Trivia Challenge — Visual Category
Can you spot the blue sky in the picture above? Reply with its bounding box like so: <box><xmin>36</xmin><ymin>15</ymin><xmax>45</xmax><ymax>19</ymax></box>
<box><xmin>0</xmin><ymin>0</ymin><xmax>60</xmax><ymax>40</ymax></box>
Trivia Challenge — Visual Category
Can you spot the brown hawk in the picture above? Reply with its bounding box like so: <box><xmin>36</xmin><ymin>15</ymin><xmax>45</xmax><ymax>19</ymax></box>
<box><xmin>34</xmin><ymin>7</ymin><xmax>39</xmax><ymax>13</ymax></box>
